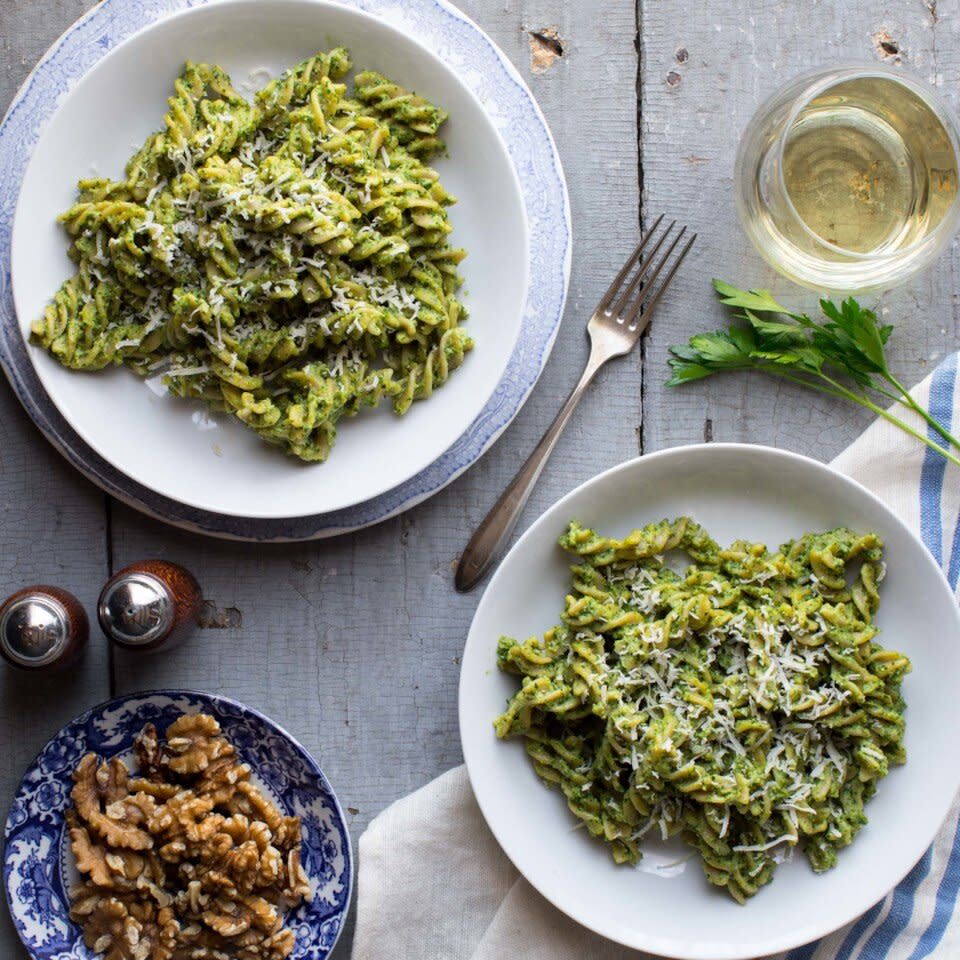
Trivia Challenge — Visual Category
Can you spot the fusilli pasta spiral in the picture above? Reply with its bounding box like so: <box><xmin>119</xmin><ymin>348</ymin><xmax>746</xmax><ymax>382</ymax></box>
<box><xmin>495</xmin><ymin>518</ymin><xmax>909</xmax><ymax>902</ymax></box>
<box><xmin>31</xmin><ymin>49</ymin><xmax>470</xmax><ymax>462</ymax></box>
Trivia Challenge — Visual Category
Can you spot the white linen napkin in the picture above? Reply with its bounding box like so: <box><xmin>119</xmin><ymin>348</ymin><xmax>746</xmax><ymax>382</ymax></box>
<box><xmin>351</xmin><ymin>356</ymin><xmax>960</xmax><ymax>960</ymax></box>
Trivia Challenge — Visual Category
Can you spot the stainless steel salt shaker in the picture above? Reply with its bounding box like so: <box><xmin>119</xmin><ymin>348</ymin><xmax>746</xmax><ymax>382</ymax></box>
<box><xmin>98</xmin><ymin>560</ymin><xmax>202</xmax><ymax>653</ymax></box>
<box><xmin>0</xmin><ymin>586</ymin><xmax>88</xmax><ymax>671</ymax></box>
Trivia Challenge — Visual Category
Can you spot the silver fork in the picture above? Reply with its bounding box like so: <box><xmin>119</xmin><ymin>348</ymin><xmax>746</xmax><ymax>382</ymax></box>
<box><xmin>454</xmin><ymin>215</ymin><xmax>695</xmax><ymax>592</ymax></box>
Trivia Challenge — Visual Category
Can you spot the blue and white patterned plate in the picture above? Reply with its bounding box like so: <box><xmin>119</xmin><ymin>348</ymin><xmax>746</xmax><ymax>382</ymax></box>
<box><xmin>3</xmin><ymin>690</ymin><xmax>352</xmax><ymax>960</ymax></box>
<box><xmin>0</xmin><ymin>0</ymin><xmax>571</xmax><ymax>541</ymax></box>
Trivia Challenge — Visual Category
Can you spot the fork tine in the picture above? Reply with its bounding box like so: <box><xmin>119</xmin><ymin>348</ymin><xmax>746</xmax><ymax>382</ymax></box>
<box><xmin>596</xmin><ymin>213</ymin><xmax>665</xmax><ymax>313</ymax></box>
<box><xmin>624</xmin><ymin>230</ymin><xmax>696</xmax><ymax>330</ymax></box>
<box><xmin>620</xmin><ymin>225</ymin><xmax>686</xmax><ymax>320</ymax></box>
<box><xmin>608</xmin><ymin>220</ymin><xmax>676</xmax><ymax>318</ymax></box>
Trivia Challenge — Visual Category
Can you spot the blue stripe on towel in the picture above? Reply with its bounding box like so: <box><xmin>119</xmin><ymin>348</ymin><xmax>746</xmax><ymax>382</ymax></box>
<box><xmin>908</xmin><ymin>816</ymin><xmax>960</xmax><ymax>958</ymax></box>
<box><xmin>787</xmin><ymin>355</ymin><xmax>959</xmax><ymax>960</ymax></box>
<box><xmin>942</xmin><ymin>361</ymin><xmax>960</xmax><ymax>586</ymax></box>
<box><xmin>948</xmin><ymin>519</ymin><xmax>960</xmax><ymax>591</ymax></box>
<box><xmin>834</xmin><ymin>900</ymin><xmax>888</xmax><ymax>960</ymax></box>
<box><xmin>918</xmin><ymin>355</ymin><xmax>957</xmax><ymax>567</ymax></box>
<box><xmin>858</xmin><ymin>850</ymin><xmax>933</xmax><ymax>958</ymax></box>
<box><xmin>785</xmin><ymin>941</ymin><xmax>820</xmax><ymax>960</ymax></box>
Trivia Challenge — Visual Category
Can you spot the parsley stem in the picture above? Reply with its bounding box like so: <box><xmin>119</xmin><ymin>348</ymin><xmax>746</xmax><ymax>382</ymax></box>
<box><xmin>862</xmin><ymin>399</ymin><xmax>960</xmax><ymax>469</ymax></box>
<box><xmin>883</xmin><ymin>372</ymin><xmax>960</xmax><ymax>454</ymax></box>
<box><xmin>821</xmin><ymin>374</ymin><xmax>960</xmax><ymax>470</ymax></box>
<box><xmin>756</xmin><ymin>366</ymin><xmax>960</xmax><ymax>470</ymax></box>
<box><xmin>753</xmin><ymin>366</ymin><xmax>849</xmax><ymax>402</ymax></box>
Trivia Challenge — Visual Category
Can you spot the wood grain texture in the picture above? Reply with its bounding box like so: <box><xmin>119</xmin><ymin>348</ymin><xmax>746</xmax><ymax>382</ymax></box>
<box><xmin>3</xmin><ymin>0</ymin><xmax>960</xmax><ymax>957</ymax></box>
<box><xmin>0</xmin><ymin>402</ymin><xmax>109</xmax><ymax>960</ymax></box>
<box><xmin>640</xmin><ymin>0</ymin><xmax>960</xmax><ymax>459</ymax></box>
<box><xmin>0</xmin><ymin>3</ymin><xmax>114</xmax><ymax>956</ymax></box>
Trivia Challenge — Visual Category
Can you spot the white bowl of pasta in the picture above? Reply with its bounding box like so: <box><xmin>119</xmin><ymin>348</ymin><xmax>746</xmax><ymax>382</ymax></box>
<box><xmin>459</xmin><ymin>443</ymin><xmax>960</xmax><ymax>958</ymax></box>
<box><xmin>11</xmin><ymin>0</ymin><xmax>530</xmax><ymax>518</ymax></box>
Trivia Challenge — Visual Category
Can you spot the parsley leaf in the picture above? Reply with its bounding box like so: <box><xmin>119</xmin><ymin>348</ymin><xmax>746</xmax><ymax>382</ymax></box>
<box><xmin>667</xmin><ymin>280</ymin><xmax>960</xmax><ymax>468</ymax></box>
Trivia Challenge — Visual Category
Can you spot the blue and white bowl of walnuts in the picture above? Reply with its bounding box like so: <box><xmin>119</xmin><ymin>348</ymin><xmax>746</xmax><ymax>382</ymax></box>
<box><xmin>3</xmin><ymin>690</ymin><xmax>352</xmax><ymax>960</ymax></box>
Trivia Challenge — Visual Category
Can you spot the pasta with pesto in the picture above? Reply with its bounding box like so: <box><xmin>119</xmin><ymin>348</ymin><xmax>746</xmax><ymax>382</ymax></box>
<box><xmin>31</xmin><ymin>49</ymin><xmax>470</xmax><ymax>462</ymax></box>
<box><xmin>494</xmin><ymin>517</ymin><xmax>909</xmax><ymax>902</ymax></box>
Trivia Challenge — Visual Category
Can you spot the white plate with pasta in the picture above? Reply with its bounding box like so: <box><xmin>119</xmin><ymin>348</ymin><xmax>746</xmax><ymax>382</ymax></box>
<box><xmin>5</xmin><ymin>0</ymin><xmax>541</xmax><ymax>523</ymax></box>
<box><xmin>459</xmin><ymin>444</ymin><xmax>960</xmax><ymax>958</ymax></box>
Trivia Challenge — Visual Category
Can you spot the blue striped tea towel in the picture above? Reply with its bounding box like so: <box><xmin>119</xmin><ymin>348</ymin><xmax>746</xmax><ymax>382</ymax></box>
<box><xmin>352</xmin><ymin>356</ymin><xmax>960</xmax><ymax>960</ymax></box>
<box><xmin>784</xmin><ymin>355</ymin><xmax>960</xmax><ymax>960</ymax></box>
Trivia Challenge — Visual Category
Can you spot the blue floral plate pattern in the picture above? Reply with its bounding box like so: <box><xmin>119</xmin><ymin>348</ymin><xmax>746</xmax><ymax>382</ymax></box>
<box><xmin>0</xmin><ymin>0</ymin><xmax>571</xmax><ymax>541</ymax></box>
<box><xmin>3</xmin><ymin>691</ymin><xmax>352</xmax><ymax>960</ymax></box>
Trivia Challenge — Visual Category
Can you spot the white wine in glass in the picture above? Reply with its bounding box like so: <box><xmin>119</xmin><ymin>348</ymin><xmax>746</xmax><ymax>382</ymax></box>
<box><xmin>736</xmin><ymin>67</ymin><xmax>960</xmax><ymax>293</ymax></box>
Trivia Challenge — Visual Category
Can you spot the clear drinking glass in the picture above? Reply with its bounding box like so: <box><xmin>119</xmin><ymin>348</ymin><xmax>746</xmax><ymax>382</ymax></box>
<box><xmin>735</xmin><ymin>66</ymin><xmax>960</xmax><ymax>293</ymax></box>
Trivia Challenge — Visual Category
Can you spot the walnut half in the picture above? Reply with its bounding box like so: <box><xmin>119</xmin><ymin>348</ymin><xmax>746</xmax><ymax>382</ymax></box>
<box><xmin>165</xmin><ymin>714</ymin><xmax>234</xmax><ymax>777</ymax></box>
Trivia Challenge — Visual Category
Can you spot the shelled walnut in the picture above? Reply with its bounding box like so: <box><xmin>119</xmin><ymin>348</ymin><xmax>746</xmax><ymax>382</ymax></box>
<box><xmin>67</xmin><ymin>713</ymin><xmax>311</xmax><ymax>960</ymax></box>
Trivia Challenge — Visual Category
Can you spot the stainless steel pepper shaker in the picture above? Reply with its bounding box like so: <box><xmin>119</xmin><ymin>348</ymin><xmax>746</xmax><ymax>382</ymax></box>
<box><xmin>0</xmin><ymin>586</ymin><xmax>88</xmax><ymax>671</ymax></box>
<box><xmin>98</xmin><ymin>560</ymin><xmax>202</xmax><ymax>653</ymax></box>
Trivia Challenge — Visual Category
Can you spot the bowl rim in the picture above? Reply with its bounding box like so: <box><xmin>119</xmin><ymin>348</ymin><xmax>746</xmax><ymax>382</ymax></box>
<box><xmin>11</xmin><ymin>0</ymin><xmax>532</xmax><ymax>519</ymax></box>
<box><xmin>0</xmin><ymin>0</ymin><xmax>571</xmax><ymax>539</ymax></box>
<box><xmin>459</xmin><ymin>441</ymin><xmax>960</xmax><ymax>958</ymax></box>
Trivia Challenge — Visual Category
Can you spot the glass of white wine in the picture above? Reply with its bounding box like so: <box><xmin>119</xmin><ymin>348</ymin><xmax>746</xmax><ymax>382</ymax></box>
<box><xmin>735</xmin><ymin>66</ymin><xmax>960</xmax><ymax>293</ymax></box>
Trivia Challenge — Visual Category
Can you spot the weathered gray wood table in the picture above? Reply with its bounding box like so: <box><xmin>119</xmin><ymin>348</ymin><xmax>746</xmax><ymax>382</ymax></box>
<box><xmin>0</xmin><ymin>0</ymin><xmax>954</xmax><ymax>955</ymax></box>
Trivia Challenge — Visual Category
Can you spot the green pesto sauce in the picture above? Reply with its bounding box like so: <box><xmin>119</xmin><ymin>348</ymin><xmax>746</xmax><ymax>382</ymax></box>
<box><xmin>495</xmin><ymin>517</ymin><xmax>909</xmax><ymax>902</ymax></box>
<box><xmin>31</xmin><ymin>49</ymin><xmax>470</xmax><ymax>462</ymax></box>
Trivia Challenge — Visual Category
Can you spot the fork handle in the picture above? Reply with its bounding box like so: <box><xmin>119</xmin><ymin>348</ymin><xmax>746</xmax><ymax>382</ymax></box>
<box><xmin>454</xmin><ymin>348</ymin><xmax>607</xmax><ymax>592</ymax></box>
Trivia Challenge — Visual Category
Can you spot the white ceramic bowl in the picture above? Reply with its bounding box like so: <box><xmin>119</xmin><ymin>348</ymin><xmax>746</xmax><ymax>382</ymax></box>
<box><xmin>459</xmin><ymin>443</ymin><xmax>960</xmax><ymax>959</ymax></box>
<box><xmin>12</xmin><ymin>0</ymin><xmax>529</xmax><ymax>518</ymax></box>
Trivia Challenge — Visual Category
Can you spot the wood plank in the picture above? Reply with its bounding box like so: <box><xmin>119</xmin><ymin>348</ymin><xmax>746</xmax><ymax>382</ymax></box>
<box><xmin>0</xmin><ymin>9</ymin><xmax>110</xmax><ymax>959</ymax></box>
<box><xmin>108</xmin><ymin>1</ymin><xmax>642</xmax><ymax>954</ymax></box>
<box><xmin>0</xmin><ymin>0</ymin><xmax>124</xmax><ymax>957</ymax></box>
<box><xmin>0</xmin><ymin>402</ymin><xmax>109</xmax><ymax>960</ymax></box>
<box><xmin>639</xmin><ymin>0</ymin><xmax>958</xmax><ymax>460</ymax></box>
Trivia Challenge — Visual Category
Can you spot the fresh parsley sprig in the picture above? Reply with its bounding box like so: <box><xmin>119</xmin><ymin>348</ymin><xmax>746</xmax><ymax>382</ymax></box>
<box><xmin>668</xmin><ymin>279</ymin><xmax>960</xmax><ymax>469</ymax></box>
